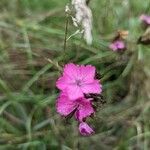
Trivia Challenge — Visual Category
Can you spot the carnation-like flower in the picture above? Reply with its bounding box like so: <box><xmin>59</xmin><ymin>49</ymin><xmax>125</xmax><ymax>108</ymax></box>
<box><xmin>79</xmin><ymin>122</ymin><xmax>94</xmax><ymax>136</ymax></box>
<box><xmin>56</xmin><ymin>92</ymin><xmax>94</xmax><ymax>122</ymax></box>
<box><xmin>109</xmin><ymin>40</ymin><xmax>125</xmax><ymax>51</ymax></box>
<box><xmin>140</xmin><ymin>14</ymin><xmax>150</xmax><ymax>25</ymax></box>
<box><xmin>56</xmin><ymin>63</ymin><xmax>103</xmax><ymax>136</ymax></box>
<box><xmin>56</xmin><ymin>63</ymin><xmax>102</xmax><ymax>100</ymax></box>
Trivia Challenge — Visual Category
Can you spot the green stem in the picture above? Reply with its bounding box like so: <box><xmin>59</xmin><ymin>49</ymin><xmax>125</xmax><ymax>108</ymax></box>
<box><xmin>63</xmin><ymin>15</ymin><xmax>69</xmax><ymax>58</ymax></box>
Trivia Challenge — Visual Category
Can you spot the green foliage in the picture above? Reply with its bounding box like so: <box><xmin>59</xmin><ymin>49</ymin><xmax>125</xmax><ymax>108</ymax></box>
<box><xmin>0</xmin><ymin>0</ymin><xmax>150</xmax><ymax>149</ymax></box>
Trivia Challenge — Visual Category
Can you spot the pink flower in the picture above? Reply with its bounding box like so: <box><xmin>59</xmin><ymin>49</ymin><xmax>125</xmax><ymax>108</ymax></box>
<box><xmin>56</xmin><ymin>63</ymin><xmax>102</xmax><ymax>100</ymax></box>
<box><xmin>56</xmin><ymin>63</ymin><xmax>103</xmax><ymax>136</ymax></box>
<box><xmin>140</xmin><ymin>14</ymin><xmax>150</xmax><ymax>25</ymax></box>
<box><xmin>56</xmin><ymin>92</ymin><xmax>94</xmax><ymax>122</ymax></box>
<box><xmin>109</xmin><ymin>40</ymin><xmax>125</xmax><ymax>51</ymax></box>
<box><xmin>79</xmin><ymin>122</ymin><xmax>94</xmax><ymax>136</ymax></box>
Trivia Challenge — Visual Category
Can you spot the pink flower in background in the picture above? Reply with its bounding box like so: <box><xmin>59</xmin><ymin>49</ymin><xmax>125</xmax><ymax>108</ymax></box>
<box><xmin>140</xmin><ymin>14</ymin><xmax>150</xmax><ymax>25</ymax></box>
<box><xmin>79</xmin><ymin>122</ymin><xmax>94</xmax><ymax>136</ymax></box>
<box><xmin>56</xmin><ymin>92</ymin><xmax>94</xmax><ymax>121</ymax></box>
<box><xmin>109</xmin><ymin>40</ymin><xmax>125</xmax><ymax>51</ymax></box>
<box><xmin>56</xmin><ymin>63</ymin><xmax>102</xmax><ymax>100</ymax></box>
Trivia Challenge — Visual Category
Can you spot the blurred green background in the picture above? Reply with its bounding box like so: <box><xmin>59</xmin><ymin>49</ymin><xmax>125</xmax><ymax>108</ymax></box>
<box><xmin>0</xmin><ymin>0</ymin><xmax>150</xmax><ymax>149</ymax></box>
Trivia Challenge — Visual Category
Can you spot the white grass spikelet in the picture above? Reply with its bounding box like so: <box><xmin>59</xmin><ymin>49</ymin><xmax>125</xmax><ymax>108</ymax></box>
<box><xmin>72</xmin><ymin>0</ymin><xmax>93</xmax><ymax>45</ymax></box>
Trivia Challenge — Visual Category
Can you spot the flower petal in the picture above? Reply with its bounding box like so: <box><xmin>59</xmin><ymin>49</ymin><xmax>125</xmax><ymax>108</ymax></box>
<box><xmin>56</xmin><ymin>74</ymin><xmax>74</xmax><ymax>91</ymax></box>
<box><xmin>140</xmin><ymin>14</ymin><xmax>150</xmax><ymax>25</ymax></box>
<box><xmin>116</xmin><ymin>41</ymin><xmax>125</xmax><ymax>49</ymax></box>
<box><xmin>63</xmin><ymin>63</ymin><xmax>80</xmax><ymax>79</ymax></box>
<box><xmin>81</xmin><ymin>80</ymin><xmax>102</xmax><ymax>94</ymax></box>
<box><xmin>67</xmin><ymin>85</ymin><xmax>84</xmax><ymax>100</ymax></box>
<box><xmin>79</xmin><ymin>122</ymin><xmax>94</xmax><ymax>136</ymax></box>
<box><xmin>56</xmin><ymin>76</ymin><xmax>67</xmax><ymax>90</ymax></box>
<box><xmin>109</xmin><ymin>43</ymin><xmax>118</xmax><ymax>51</ymax></box>
<box><xmin>109</xmin><ymin>40</ymin><xmax>125</xmax><ymax>51</ymax></box>
<box><xmin>79</xmin><ymin>65</ymin><xmax>96</xmax><ymax>82</ymax></box>
<box><xmin>75</xmin><ymin>98</ymin><xmax>94</xmax><ymax>121</ymax></box>
<box><xmin>56</xmin><ymin>93</ymin><xmax>77</xmax><ymax>116</ymax></box>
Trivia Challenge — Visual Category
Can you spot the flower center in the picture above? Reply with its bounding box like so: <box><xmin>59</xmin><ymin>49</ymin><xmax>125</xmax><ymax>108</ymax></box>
<box><xmin>75</xmin><ymin>79</ymin><xmax>82</xmax><ymax>87</ymax></box>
